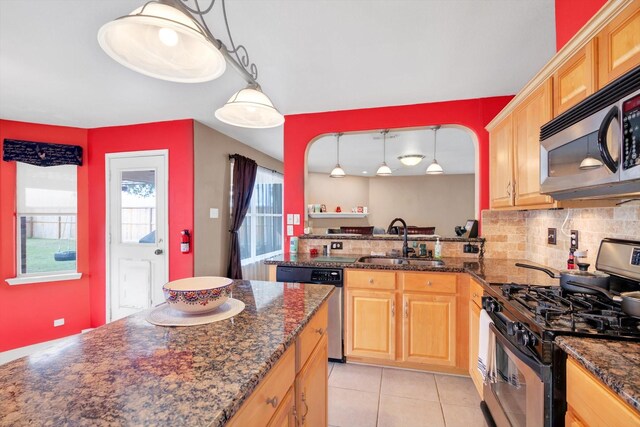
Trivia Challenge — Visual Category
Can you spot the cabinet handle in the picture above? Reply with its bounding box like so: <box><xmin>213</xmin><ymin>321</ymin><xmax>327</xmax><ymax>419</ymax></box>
<box><xmin>391</xmin><ymin>300</ymin><xmax>395</xmax><ymax>317</ymax></box>
<box><xmin>314</xmin><ymin>327</ymin><xmax>324</xmax><ymax>335</ymax></box>
<box><xmin>404</xmin><ymin>301</ymin><xmax>408</xmax><ymax>318</ymax></box>
<box><xmin>507</xmin><ymin>180</ymin><xmax>511</xmax><ymax>198</ymax></box>
<box><xmin>301</xmin><ymin>391</ymin><xmax>309</xmax><ymax>424</ymax></box>
<box><xmin>266</xmin><ymin>395</ymin><xmax>278</xmax><ymax>408</ymax></box>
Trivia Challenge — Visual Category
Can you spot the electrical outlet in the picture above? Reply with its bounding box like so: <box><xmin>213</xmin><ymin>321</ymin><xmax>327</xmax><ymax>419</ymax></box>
<box><xmin>570</xmin><ymin>230</ymin><xmax>579</xmax><ymax>249</ymax></box>
<box><xmin>331</xmin><ymin>241</ymin><xmax>343</xmax><ymax>250</ymax></box>
<box><xmin>548</xmin><ymin>228</ymin><xmax>557</xmax><ymax>245</ymax></box>
<box><xmin>53</xmin><ymin>318</ymin><xmax>65</xmax><ymax>327</ymax></box>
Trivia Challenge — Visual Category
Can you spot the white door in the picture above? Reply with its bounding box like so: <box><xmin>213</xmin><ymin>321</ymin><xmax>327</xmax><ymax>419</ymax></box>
<box><xmin>107</xmin><ymin>152</ymin><xmax>168</xmax><ymax>321</ymax></box>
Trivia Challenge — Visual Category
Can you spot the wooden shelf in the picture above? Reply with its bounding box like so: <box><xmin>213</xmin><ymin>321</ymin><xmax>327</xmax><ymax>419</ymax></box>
<box><xmin>308</xmin><ymin>212</ymin><xmax>368</xmax><ymax>219</ymax></box>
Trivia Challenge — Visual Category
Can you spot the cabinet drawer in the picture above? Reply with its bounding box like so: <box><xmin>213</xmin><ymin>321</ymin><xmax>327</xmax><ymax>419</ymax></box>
<box><xmin>401</xmin><ymin>272</ymin><xmax>457</xmax><ymax>294</ymax></box>
<box><xmin>470</xmin><ymin>279</ymin><xmax>484</xmax><ymax>308</ymax></box>
<box><xmin>566</xmin><ymin>357</ymin><xmax>640</xmax><ymax>427</ymax></box>
<box><xmin>227</xmin><ymin>345</ymin><xmax>295</xmax><ymax>427</ymax></box>
<box><xmin>297</xmin><ymin>302</ymin><xmax>328</xmax><ymax>373</ymax></box>
<box><xmin>346</xmin><ymin>269</ymin><xmax>396</xmax><ymax>290</ymax></box>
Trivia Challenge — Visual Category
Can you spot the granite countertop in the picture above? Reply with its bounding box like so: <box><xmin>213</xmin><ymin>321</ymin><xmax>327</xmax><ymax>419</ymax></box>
<box><xmin>265</xmin><ymin>254</ymin><xmax>560</xmax><ymax>287</ymax></box>
<box><xmin>0</xmin><ymin>280</ymin><xmax>333</xmax><ymax>427</ymax></box>
<box><xmin>555</xmin><ymin>336</ymin><xmax>640</xmax><ymax>412</ymax></box>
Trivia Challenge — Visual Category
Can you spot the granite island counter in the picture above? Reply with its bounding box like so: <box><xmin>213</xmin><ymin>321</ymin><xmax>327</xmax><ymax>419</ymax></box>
<box><xmin>0</xmin><ymin>280</ymin><xmax>333</xmax><ymax>427</ymax></box>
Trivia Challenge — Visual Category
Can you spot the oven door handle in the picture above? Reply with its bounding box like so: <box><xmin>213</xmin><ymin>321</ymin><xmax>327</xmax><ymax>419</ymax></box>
<box><xmin>489</xmin><ymin>323</ymin><xmax>549</xmax><ymax>381</ymax></box>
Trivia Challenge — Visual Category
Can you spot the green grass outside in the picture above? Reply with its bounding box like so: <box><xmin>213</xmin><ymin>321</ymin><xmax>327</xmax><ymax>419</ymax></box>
<box><xmin>25</xmin><ymin>238</ymin><xmax>76</xmax><ymax>273</ymax></box>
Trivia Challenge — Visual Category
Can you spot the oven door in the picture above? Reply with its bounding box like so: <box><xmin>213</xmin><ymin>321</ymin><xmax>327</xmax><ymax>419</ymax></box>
<box><xmin>484</xmin><ymin>324</ymin><xmax>552</xmax><ymax>427</ymax></box>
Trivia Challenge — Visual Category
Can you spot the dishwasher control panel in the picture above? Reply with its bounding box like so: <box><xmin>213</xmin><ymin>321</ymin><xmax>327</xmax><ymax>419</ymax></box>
<box><xmin>276</xmin><ymin>266</ymin><xmax>343</xmax><ymax>285</ymax></box>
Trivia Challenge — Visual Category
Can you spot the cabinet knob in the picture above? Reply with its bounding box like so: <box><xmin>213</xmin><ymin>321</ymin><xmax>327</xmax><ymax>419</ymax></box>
<box><xmin>266</xmin><ymin>396</ymin><xmax>278</xmax><ymax>408</ymax></box>
<box><xmin>426</xmin><ymin>281</ymin><xmax>432</xmax><ymax>286</ymax></box>
<box><xmin>314</xmin><ymin>327</ymin><xmax>324</xmax><ymax>335</ymax></box>
<box><xmin>368</xmin><ymin>278</ymin><xmax>374</xmax><ymax>284</ymax></box>
<box><xmin>473</xmin><ymin>293</ymin><xmax>478</xmax><ymax>298</ymax></box>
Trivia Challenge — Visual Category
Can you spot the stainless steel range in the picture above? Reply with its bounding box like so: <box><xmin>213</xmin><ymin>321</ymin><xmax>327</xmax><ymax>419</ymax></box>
<box><xmin>480</xmin><ymin>238</ymin><xmax>640</xmax><ymax>427</ymax></box>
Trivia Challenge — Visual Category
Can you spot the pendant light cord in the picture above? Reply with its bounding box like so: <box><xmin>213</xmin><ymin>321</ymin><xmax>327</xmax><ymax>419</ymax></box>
<box><xmin>382</xmin><ymin>129</ymin><xmax>388</xmax><ymax>162</ymax></box>
<box><xmin>336</xmin><ymin>133</ymin><xmax>343</xmax><ymax>164</ymax></box>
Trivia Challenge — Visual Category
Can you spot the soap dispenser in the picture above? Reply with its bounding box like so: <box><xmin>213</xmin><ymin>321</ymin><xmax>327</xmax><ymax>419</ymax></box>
<box><xmin>434</xmin><ymin>238</ymin><xmax>442</xmax><ymax>259</ymax></box>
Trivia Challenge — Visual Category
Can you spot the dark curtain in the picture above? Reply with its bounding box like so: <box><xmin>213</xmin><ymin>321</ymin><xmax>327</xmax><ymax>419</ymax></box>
<box><xmin>227</xmin><ymin>154</ymin><xmax>257</xmax><ymax>279</ymax></box>
<box><xmin>3</xmin><ymin>139</ymin><xmax>83</xmax><ymax>166</ymax></box>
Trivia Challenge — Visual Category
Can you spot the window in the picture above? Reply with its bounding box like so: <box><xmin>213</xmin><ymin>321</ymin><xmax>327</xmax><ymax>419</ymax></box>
<box><xmin>16</xmin><ymin>162</ymin><xmax>77</xmax><ymax>276</ymax></box>
<box><xmin>238</xmin><ymin>167</ymin><xmax>283</xmax><ymax>264</ymax></box>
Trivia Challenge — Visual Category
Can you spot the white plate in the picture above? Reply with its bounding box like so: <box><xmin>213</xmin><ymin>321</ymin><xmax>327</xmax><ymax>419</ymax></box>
<box><xmin>146</xmin><ymin>298</ymin><xmax>245</xmax><ymax>327</ymax></box>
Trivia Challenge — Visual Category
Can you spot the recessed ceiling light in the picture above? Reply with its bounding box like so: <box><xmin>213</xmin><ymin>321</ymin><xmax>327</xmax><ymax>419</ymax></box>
<box><xmin>362</xmin><ymin>171</ymin><xmax>368</xmax><ymax>174</ymax></box>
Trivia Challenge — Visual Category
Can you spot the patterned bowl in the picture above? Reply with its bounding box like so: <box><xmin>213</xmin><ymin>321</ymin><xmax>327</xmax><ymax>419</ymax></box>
<box><xmin>162</xmin><ymin>276</ymin><xmax>233</xmax><ymax>314</ymax></box>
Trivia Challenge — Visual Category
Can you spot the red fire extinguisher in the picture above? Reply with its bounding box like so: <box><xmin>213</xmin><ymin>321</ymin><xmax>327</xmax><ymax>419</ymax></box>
<box><xmin>181</xmin><ymin>229</ymin><xmax>191</xmax><ymax>253</ymax></box>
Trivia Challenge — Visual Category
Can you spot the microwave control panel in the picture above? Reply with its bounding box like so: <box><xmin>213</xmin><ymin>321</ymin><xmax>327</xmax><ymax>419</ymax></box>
<box><xmin>622</xmin><ymin>94</ymin><xmax>640</xmax><ymax>170</ymax></box>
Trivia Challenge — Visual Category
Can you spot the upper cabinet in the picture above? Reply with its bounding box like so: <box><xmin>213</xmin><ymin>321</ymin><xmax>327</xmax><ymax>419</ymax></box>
<box><xmin>489</xmin><ymin>115</ymin><xmax>514</xmax><ymax>208</ymax></box>
<box><xmin>553</xmin><ymin>40</ymin><xmax>597</xmax><ymax>115</ymax></box>
<box><xmin>597</xmin><ymin>3</ymin><xmax>640</xmax><ymax>88</ymax></box>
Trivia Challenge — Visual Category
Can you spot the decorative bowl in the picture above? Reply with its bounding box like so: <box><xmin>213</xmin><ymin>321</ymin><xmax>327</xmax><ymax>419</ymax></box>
<box><xmin>162</xmin><ymin>276</ymin><xmax>233</xmax><ymax>314</ymax></box>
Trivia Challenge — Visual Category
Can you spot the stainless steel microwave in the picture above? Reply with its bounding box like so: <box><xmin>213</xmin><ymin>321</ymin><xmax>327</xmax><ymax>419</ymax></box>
<box><xmin>540</xmin><ymin>66</ymin><xmax>640</xmax><ymax>200</ymax></box>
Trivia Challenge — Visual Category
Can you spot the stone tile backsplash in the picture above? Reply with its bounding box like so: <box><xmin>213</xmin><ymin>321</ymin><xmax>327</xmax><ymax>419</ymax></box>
<box><xmin>482</xmin><ymin>205</ymin><xmax>640</xmax><ymax>270</ymax></box>
<box><xmin>298</xmin><ymin>239</ymin><xmax>480</xmax><ymax>258</ymax></box>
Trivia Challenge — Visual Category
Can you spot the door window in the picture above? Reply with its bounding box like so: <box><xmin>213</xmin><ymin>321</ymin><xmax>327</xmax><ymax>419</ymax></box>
<box><xmin>120</xmin><ymin>170</ymin><xmax>156</xmax><ymax>244</ymax></box>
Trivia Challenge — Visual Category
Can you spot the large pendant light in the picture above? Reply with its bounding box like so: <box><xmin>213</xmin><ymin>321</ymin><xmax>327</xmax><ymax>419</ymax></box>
<box><xmin>215</xmin><ymin>84</ymin><xmax>284</xmax><ymax>128</ymax></box>
<box><xmin>426</xmin><ymin>126</ymin><xmax>444</xmax><ymax>175</ymax></box>
<box><xmin>376</xmin><ymin>130</ymin><xmax>393</xmax><ymax>176</ymax></box>
<box><xmin>330</xmin><ymin>133</ymin><xmax>346</xmax><ymax>178</ymax></box>
<box><xmin>98</xmin><ymin>0</ymin><xmax>284</xmax><ymax>129</ymax></box>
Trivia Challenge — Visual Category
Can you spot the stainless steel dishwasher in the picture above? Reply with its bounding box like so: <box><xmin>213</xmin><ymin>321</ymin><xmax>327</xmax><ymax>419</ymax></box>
<box><xmin>275</xmin><ymin>265</ymin><xmax>344</xmax><ymax>362</ymax></box>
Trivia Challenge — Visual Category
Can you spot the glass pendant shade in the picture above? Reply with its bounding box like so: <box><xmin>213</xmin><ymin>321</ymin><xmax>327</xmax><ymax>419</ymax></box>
<box><xmin>330</xmin><ymin>165</ymin><xmax>346</xmax><ymax>178</ymax></box>
<box><xmin>215</xmin><ymin>85</ymin><xmax>285</xmax><ymax>128</ymax></box>
<box><xmin>398</xmin><ymin>154</ymin><xmax>425</xmax><ymax>166</ymax></box>
<box><xmin>97</xmin><ymin>2</ymin><xmax>227</xmax><ymax>83</ymax></box>
<box><xmin>579</xmin><ymin>156</ymin><xmax>603</xmax><ymax>170</ymax></box>
<box><xmin>376</xmin><ymin>163</ymin><xmax>393</xmax><ymax>176</ymax></box>
<box><xmin>426</xmin><ymin>160</ymin><xmax>444</xmax><ymax>174</ymax></box>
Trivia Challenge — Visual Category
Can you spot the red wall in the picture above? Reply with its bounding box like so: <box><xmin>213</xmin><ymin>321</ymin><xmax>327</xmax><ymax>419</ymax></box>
<box><xmin>283</xmin><ymin>97</ymin><xmax>513</xmax><ymax>240</ymax></box>
<box><xmin>87</xmin><ymin>120</ymin><xmax>194</xmax><ymax>327</ymax></box>
<box><xmin>0</xmin><ymin>120</ymin><xmax>90</xmax><ymax>351</ymax></box>
<box><xmin>555</xmin><ymin>0</ymin><xmax>608</xmax><ymax>50</ymax></box>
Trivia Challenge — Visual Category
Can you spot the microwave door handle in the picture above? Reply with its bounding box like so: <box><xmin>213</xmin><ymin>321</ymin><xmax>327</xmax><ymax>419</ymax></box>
<box><xmin>597</xmin><ymin>105</ymin><xmax>619</xmax><ymax>173</ymax></box>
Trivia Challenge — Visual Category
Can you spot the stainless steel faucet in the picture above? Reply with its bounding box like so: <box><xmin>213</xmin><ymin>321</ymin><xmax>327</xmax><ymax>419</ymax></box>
<box><xmin>387</xmin><ymin>218</ymin><xmax>410</xmax><ymax>257</ymax></box>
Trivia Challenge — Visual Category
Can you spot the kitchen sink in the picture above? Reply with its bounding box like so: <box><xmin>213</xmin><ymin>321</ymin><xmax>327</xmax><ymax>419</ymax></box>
<box><xmin>356</xmin><ymin>256</ymin><xmax>444</xmax><ymax>267</ymax></box>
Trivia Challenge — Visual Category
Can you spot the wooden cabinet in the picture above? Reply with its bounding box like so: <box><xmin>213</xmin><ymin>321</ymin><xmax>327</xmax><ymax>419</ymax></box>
<box><xmin>597</xmin><ymin>0</ymin><xmax>640</xmax><ymax>88</ymax></box>
<box><xmin>345</xmin><ymin>269</ymin><xmax>396</xmax><ymax>290</ymax></box>
<box><xmin>490</xmin><ymin>115</ymin><xmax>515</xmax><ymax>208</ymax></box>
<box><xmin>402</xmin><ymin>293</ymin><xmax>456</xmax><ymax>366</ymax></box>
<box><xmin>296</xmin><ymin>334</ymin><xmax>328</xmax><ymax>427</ymax></box>
<box><xmin>513</xmin><ymin>79</ymin><xmax>555</xmax><ymax>207</ymax></box>
<box><xmin>553</xmin><ymin>40</ymin><xmax>597</xmax><ymax>115</ymax></box>
<box><xmin>566</xmin><ymin>357</ymin><xmax>640</xmax><ymax>427</ymax></box>
<box><xmin>345</xmin><ymin>288</ymin><xmax>396</xmax><ymax>360</ymax></box>
<box><xmin>468</xmin><ymin>278</ymin><xmax>484</xmax><ymax>398</ymax></box>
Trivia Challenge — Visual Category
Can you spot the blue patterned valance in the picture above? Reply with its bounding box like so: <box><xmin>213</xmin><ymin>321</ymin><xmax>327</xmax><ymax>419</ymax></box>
<box><xmin>2</xmin><ymin>139</ymin><xmax>83</xmax><ymax>167</ymax></box>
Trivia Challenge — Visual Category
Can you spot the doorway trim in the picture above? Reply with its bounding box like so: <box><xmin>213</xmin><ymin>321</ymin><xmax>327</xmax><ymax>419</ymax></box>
<box><xmin>105</xmin><ymin>149</ymin><xmax>169</xmax><ymax>322</ymax></box>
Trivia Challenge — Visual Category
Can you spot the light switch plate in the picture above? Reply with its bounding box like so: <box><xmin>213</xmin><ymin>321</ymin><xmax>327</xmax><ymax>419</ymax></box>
<box><xmin>547</xmin><ymin>228</ymin><xmax>557</xmax><ymax>245</ymax></box>
<box><xmin>287</xmin><ymin>225</ymin><xmax>294</xmax><ymax>236</ymax></box>
<box><xmin>570</xmin><ymin>230</ymin><xmax>579</xmax><ymax>250</ymax></box>
<box><xmin>209</xmin><ymin>208</ymin><xmax>219</xmax><ymax>219</ymax></box>
<box><xmin>287</xmin><ymin>214</ymin><xmax>294</xmax><ymax>225</ymax></box>
<box><xmin>54</xmin><ymin>318</ymin><xmax>65</xmax><ymax>327</ymax></box>
<box><xmin>293</xmin><ymin>214</ymin><xmax>300</xmax><ymax>225</ymax></box>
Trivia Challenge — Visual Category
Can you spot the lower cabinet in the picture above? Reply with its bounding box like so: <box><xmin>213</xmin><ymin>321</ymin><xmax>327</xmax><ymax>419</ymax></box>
<box><xmin>402</xmin><ymin>293</ymin><xmax>456</xmax><ymax>366</ymax></box>
<box><xmin>296</xmin><ymin>334</ymin><xmax>328</xmax><ymax>427</ymax></box>
<box><xmin>345</xmin><ymin>288</ymin><xmax>396</xmax><ymax>360</ymax></box>
<box><xmin>228</xmin><ymin>302</ymin><xmax>329</xmax><ymax>427</ymax></box>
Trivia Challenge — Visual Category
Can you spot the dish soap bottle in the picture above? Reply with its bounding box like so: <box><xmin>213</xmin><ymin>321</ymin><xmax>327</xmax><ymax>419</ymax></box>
<box><xmin>434</xmin><ymin>238</ymin><xmax>442</xmax><ymax>259</ymax></box>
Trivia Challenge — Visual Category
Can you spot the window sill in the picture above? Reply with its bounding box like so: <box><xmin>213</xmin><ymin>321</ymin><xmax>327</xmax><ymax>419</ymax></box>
<box><xmin>6</xmin><ymin>272</ymin><xmax>82</xmax><ymax>286</ymax></box>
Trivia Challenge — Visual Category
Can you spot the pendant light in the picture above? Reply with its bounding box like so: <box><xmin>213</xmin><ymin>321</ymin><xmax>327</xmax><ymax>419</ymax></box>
<box><xmin>426</xmin><ymin>126</ymin><xmax>444</xmax><ymax>175</ymax></box>
<box><xmin>376</xmin><ymin>130</ymin><xmax>393</xmax><ymax>176</ymax></box>
<box><xmin>398</xmin><ymin>154</ymin><xmax>425</xmax><ymax>166</ymax></box>
<box><xmin>330</xmin><ymin>133</ymin><xmax>346</xmax><ymax>178</ymax></box>
<box><xmin>579</xmin><ymin>138</ymin><xmax>603</xmax><ymax>170</ymax></box>
<box><xmin>98</xmin><ymin>0</ymin><xmax>284</xmax><ymax>129</ymax></box>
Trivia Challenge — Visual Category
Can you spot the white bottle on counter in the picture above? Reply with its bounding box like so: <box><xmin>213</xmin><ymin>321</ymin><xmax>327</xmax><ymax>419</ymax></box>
<box><xmin>434</xmin><ymin>237</ymin><xmax>442</xmax><ymax>259</ymax></box>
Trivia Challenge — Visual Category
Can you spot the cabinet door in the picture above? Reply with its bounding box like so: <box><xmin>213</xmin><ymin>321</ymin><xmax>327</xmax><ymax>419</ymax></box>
<box><xmin>489</xmin><ymin>115</ymin><xmax>515</xmax><ymax>208</ymax></box>
<box><xmin>268</xmin><ymin>386</ymin><xmax>295</xmax><ymax>427</ymax></box>
<box><xmin>296</xmin><ymin>334</ymin><xmax>328</xmax><ymax>427</ymax></box>
<box><xmin>565</xmin><ymin>408</ymin><xmax>586</xmax><ymax>427</ymax></box>
<box><xmin>513</xmin><ymin>80</ymin><xmax>555</xmax><ymax>207</ymax></box>
<box><xmin>402</xmin><ymin>293</ymin><xmax>456</xmax><ymax>366</ymax></box>
<box><xmin>554</xmin><ymin>40</ymin><xmax>597</xmax><ymax>115</ymax></box>
<box><xmin>345</xmin><ymin>289</ymin><xmax>396</xmax><ymax>360</ymax></box>
<box><xmin>597</xmin><ymin>0</ymin><xmax>640</xmax><ymax>88</ymax></box>
<box><xmin>469</xmin><ymin>301</ymin><xmax>483</xmax><ymax>398</ymax></box>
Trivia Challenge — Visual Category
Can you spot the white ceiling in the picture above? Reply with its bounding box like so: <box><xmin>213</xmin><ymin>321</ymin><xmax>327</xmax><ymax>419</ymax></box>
<box><xmin>0</xmin><ymin>0</ymin><xmax>556</xmax><ymax>163</ymax></box>
<box><xmin>308</xmin><ymin>126</ymin><xmax>475</xmax><ymax>176</ymax></box>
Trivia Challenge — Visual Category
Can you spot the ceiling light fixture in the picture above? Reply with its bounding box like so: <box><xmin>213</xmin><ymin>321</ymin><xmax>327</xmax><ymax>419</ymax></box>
<box><xmin>98</xmin><ymin>0</ymin><xmax>284</xmax><ymax>129</ymax></box>
<box><xmin>426</xmin><ymin>126</ymin><xmax>444</xmax><ymax>175</ymax></box>
<box><xmin>330</xmin><ymin>133</ymin><xmax>346</xmax><ymax>178</ymax></box>
<box><xmin>398</xmin><ymin>154</ymin><xmax>425</xmax><ymax>166</ymax></box>
<box><xmin>376</xmin><ymin>130</ymin><xmax>392</xmax><ymax>176</ymax></box>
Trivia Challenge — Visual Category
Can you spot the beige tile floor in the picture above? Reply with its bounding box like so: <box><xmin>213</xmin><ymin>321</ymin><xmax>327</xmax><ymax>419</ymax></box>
<box><xmin>328</xmin><ymin>362</ymin><xmax>488</xmax><ymax>427</ymax></box>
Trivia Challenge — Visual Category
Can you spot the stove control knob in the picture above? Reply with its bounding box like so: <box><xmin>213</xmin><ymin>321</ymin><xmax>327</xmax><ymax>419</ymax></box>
<box><xmin>507</xmin><ymin>322</ymin><xmax>519</xmax><ymax>336</ymax></box>
<box><xmin>516</xmin><ymin>330</ymin><xmax>537</xmax><ymax>347</ymax></box>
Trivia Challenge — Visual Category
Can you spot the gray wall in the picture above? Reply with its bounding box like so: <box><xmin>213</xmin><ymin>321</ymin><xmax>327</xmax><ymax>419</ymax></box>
<box><xmin>193</xmin><ymin>121</ymin><xmax>283</xmax><ymax>276</ymax></box>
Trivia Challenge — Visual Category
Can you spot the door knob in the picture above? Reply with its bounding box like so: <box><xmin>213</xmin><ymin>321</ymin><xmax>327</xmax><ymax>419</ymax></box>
<box><xmin>154</xmin><ymin>249</ymin><xmax>163</xmax><ymax>255</ymax></box>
